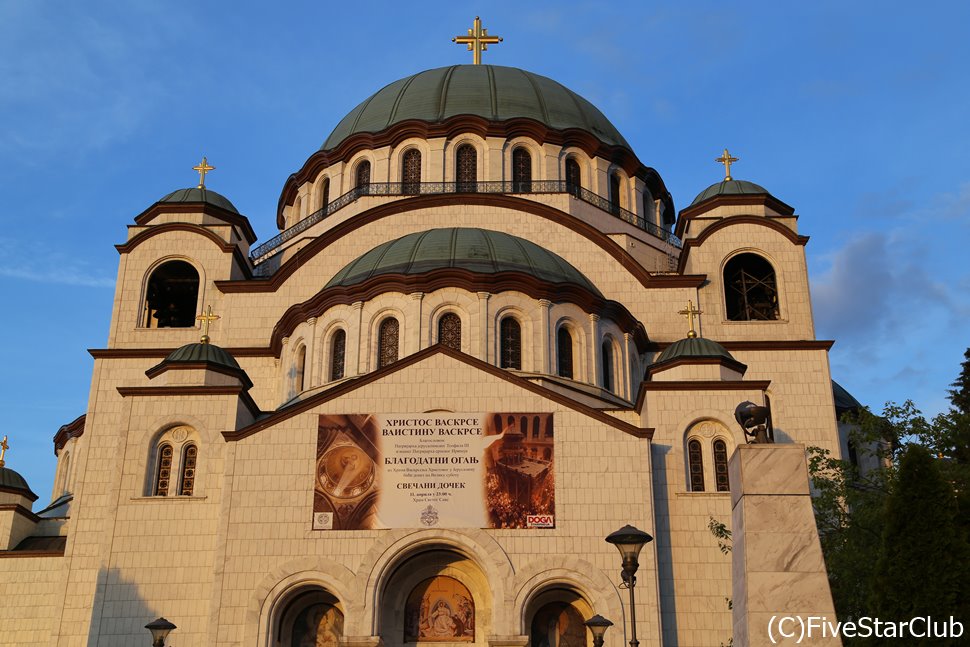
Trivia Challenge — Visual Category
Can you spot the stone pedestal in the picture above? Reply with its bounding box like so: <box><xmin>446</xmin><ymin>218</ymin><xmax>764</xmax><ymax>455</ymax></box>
<box><xmin>730</xmin><ymin>443</ymin><xmax>841</xmax><ymax>646</ymax></box>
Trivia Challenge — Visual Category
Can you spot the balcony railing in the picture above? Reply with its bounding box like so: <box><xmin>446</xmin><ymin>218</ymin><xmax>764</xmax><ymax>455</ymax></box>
<box><xmin>250</xmin><ymin>180</ymin><xmax>680</xmax><ymax>265</ymax></box>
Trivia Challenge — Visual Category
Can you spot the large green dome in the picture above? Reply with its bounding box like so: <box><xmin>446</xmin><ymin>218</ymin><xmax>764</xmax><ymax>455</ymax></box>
<box><xmin>326</xmin><ymin>227</ymin><xmax>601</xmax><ymax>295</ymax></box>
<box><xmin>323</xmin><ymin>65</ymin><xmax>630</xmax><ymax>151</ymax></box>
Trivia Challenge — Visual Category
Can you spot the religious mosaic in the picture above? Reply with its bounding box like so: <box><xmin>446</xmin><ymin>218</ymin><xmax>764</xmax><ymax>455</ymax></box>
<box><xmin>291</xmin><ymin>603</ymin><xmax>343</xmax><ymax>647</ymax></box>
<box><xmin>404</xmin><ymin>576</ymin><xmax>475</xmax><ymax>642</ymax></box>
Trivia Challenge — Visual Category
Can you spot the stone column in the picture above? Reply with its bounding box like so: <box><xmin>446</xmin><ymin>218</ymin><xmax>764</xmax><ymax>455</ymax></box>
<box><xmin>477</xmin><ymin>292</ymin><xmax>490</xmax><ymax>362</ymax></box>
<box><xmin>538</xmin><ymin>299</ymin><xmax>552</xmax><ymax>374</ymax></box>
<box><xmin>730</xmin><ymin>443</ymin><xmax>841</xmax><ymax>647</ymax></box>
<box><xmin>409</xmin><ymin>292</ymin><xmax>424</xmax><ymax>354</ymax></box>
<box><xmin>305</xmin><ymin>317</ymin><xmax>318</xmax><ymax>387</ymax></box>
<box><xmin>350</xmin><ymin>301</ymin><xmax>364</xmax><ymax>376</ymax></box>
<box><xmin>588</xmin><ymin>313</ymin><xmax>601</xmax><ymax>386</ymax></box>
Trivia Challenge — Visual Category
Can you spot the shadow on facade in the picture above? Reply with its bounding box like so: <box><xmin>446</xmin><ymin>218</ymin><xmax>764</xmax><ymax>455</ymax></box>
<box><xmin>88</xmin><ymin>567</ymin><xmax>172</xmax><ymax>647</ymax></box>
<box><xmin>650</xmin><ymin>443</ymin><xmax>679</xmax><ymax>647</ymax></box>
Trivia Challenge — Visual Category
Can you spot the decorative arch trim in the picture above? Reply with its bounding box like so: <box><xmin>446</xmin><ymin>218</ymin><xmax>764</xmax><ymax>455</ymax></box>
<box><xmin>676</xmin><ymin>216</ymin><xmax>809</xmax><ymax>273</ymax></box>
<box><xmin>116</xmin><ymin>222</ymin><xmax>236</xmax><ymax>254</ymax></box>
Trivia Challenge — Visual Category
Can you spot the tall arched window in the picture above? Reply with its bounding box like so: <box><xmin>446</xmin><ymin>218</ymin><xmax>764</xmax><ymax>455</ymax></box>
<box><xmin>330</xmin><ymin>329</ymin><xmax>346</xmax><ymax>381</ymax></box>
<box><xmin>179</xmin><ymin>443</ymin><xmax>198</xmax><ymax>496</ymax></box>
<box><xmin>438</xmin><ymin>312</ymin><xmax>461</xmax><ymax>351</ymax></box>
<box><xmin>688</xmin><ymin>439</ymin><xmax>705</xmax><ymax>492</ymax></box>
<box><xmin>143</xmin><ymin>260</ymin><xmax>199</xmax><ymax>328</ymax></box>
<box><xmin>724</xmin><ymin>253</ymin><xmax>779</xmax><ymax>320</ymax></box>
<box><xmin>713</xmin><ymin>439</ymin><xmax>730</xmax><ymax>492</ymax></box>
<box><xmin>321</xmin><ymin>177</ymin><xmax>330</xmax><ymax>213</ymax></box>
<box><xmin>557</xmin><ymin>327</ymin><xmax>573</xmax><ymax>379</ymax></box>
<box><xmin>356</xmin><ymin>160</ymin><xmax>371</xmax><ymax>194</ymax></box>
<box><xmin>377</xmin><ymin>317</ymin><xmax>399</xmax><ymax>368</ymax></box>
<box><xmin>402</xmin><ymin>149</ymin><xmax>421</xmax><ymax>195</ymax></box>
<box><xmin>512</xmin><ymin>147</ymin><xmax>532</xmax><ymax>193</ymax></box>
<box><xmin>500</xmin><ymin>317</ymin><xmax>521</xmax><ymax>369</ymax></box>
<box><xmin>154</xmin><ymin>443</ymin><xmax>174</xmax><ymax>496</ymax></box>
<box><xmin>609</xmin><ymin>173</ymin><xmax>622</xmax><ymax>215</ymax></box>
<box><xmin>565</xmin><ymin>157</ymin><xmax>581</xmax><ymax>196</ymax></box>
<box><xmin>601</xmin><ymin>340</ymin><xmax>614</xmax><ymax>392</ymax></box>
<box><xmin>456</xmin><ymin>144</ymin><xmax>477</xmax><ymax>192</ymax></box>
<box><xmin>294</xmin><ymin>344</ymin><xmax>307</xmax><ymax>393</ymax></box>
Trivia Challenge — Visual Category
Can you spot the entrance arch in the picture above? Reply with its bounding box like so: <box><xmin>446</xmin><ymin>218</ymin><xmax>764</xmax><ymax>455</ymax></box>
<box><xmin>273</xmin><ymin>587</ymin><xmax>343</xmax><ymax>647</ymax></box>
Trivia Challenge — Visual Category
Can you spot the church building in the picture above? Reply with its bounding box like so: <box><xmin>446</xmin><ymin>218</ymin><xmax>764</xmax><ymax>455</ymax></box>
<box><xmin>0</xmin><ymin>20</ymin><xmax>846</xmax><ymax>647</ymax></box>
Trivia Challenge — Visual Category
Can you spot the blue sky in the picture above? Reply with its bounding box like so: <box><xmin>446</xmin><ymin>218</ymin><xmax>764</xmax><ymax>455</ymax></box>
<box><xmin>2</xmin><ymin>0</ymin><xmax>969</xmax><ymax>500</ymax></box>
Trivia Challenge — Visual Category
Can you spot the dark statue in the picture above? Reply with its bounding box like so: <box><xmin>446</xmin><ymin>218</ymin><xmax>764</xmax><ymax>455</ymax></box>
<box><xmin>734</xmin><ymin>401</ymin><xmax>774</xmax><ymax>444</ymax></box>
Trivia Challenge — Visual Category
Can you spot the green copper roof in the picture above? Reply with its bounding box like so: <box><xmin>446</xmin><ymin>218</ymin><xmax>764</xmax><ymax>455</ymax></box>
<box><xmin>832</xmin><ymin>380</ymin><xmax>863</xmax><ymax>415</ymax></box>
<box><xmin>164</xmin><ymin>342</ymin><xmax>242</xmax><ymax>370</ymax></box>
<box><xmin>159</xmin><ymin>187</ymin><xmax>239</xmax><ymax>214</ymax></box>
<box><xmin>654</xmin><ymin>337</ymin><xmax>736</xmax><ymax>364</ymax></box>
<box><xmin>0</xmin><ymin>467</ymin><xmax>37</xmax><ymax>500</ymax></box>
<box><xmin>323</xmin><ymin>65</ymin><xmax>630</xmax><ymax>151</ymax></box>
<box><xmin>326</xmin><ymin>227</ymin><xmax>602</xmax><ymax>295</ymax></box>
<box><xmin>690</xmin><ymin>179</ymin><xmax>770</xmax><ymax>206</ymax></box>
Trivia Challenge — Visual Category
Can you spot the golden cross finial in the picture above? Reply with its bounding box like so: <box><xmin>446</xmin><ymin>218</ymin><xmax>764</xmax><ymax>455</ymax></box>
<box><xmin>0</xmin><ymin>435</ymin><xmax>9</xmax><ymax>468</ymax></box>
<box><xmin>196</xmin><ymin>305</ymin><xmax>220</xmax><ymax>344</ymax></box>
<box><xmin>678</xmin><ymin>300</ymin><xmax>702</xmax><ymax>338</ymax></box>
<box><xmin>192</xmin><ymin>156</ymin><xmax>215</xmax><ymax>189</ymax></box>
<box><xmin>452</xmin><ymin>16</ymin><xmax>502</xmax><ymax>65</ymax></box>
<box><xmin>715</xmin><ymin>148</ymin><xmax>739</xmax><ymax>181</ymax></box>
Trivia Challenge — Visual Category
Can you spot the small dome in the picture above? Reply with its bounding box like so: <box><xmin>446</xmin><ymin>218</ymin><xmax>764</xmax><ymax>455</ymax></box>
<box><xmin>832</xmin><ymin>380</ymin><xmax>863</xmax><ymax>415</ymax></box>
<box><xmin>158</xmin><ymin>187</ymin><xmax>239</xmax><ymax>214</ymax></box>
<box><xmin>326</xmin><ymin>228</ymin><xmax>602</xmax><ymax>295</ymax></box>
<box><xmin>164</xmin><ymin>342</ymin><xmax>242</xmax><ymax>370</ymax></box>
<box><xmin>0</xmin><ymin>466</ymin><xmax>38</xmax><ymax>501</ymax></box>
<box><xmin>654</xmin><ymin>337</ymin><xmax>736</xmax><ymax>364</ymax></box>
<box><xmin>323</xmin><ymin>65</ymin><xmax>630</xmax><ymax>151</ymax></box>
<box><xmin>690</xmin><ymin>179</ymin><xmax>770</xmax><ymax>206</ymax></box>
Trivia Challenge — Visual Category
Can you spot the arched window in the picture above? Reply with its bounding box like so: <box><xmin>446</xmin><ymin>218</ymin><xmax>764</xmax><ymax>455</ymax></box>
<box><xmin>402</xmin><ymin>149</ymin><xmax>421</xmax><ymax>195</ymax></box>
<box><xmin>499</xmin><ymin>317</ymin><xmax>521</xmax><ymax>369</ymax></box>
<box><xmin>321</xmin><ymin>177</ymin><xmax>330</xmax><ymax>213</ymax></box>
<box><xmin>601</xmin><ymin>340</ymin><xmax>614</xmax><ymax>392</ymax></box>
<box><xmin>377</xmin><ymin>317</ymin><xmax>399</xmax><ymax>368</ymax></box>
<box><xmin>688</xmin><ymin>439</ymin><xmax>705</xmax><ymax>492</ymax></box>
<box><xmin>356</xmin><ymin>160</ymin><xmax>371</xmax><ymax>194</ymax></box>
<box><xmin>294</xmin><ymin>344</ymin><xmax>307</xmax><ymax>393</ymax></box>
<box><xmin>565</xmin><ymin>157</ymin><xmax>581</xmax><ymax>196</ymax></box>
<box><xmin>713</xmin><ymin>439</ymin><xmax>730</xmax><ymax>492</ymax></box>
<box><xmin>150</xmin><ymin>426</ymin><xmax>200</xmax><ymax>497</ymax></box>
<box><xmin>438</xmin><ymin>312</ymin><xmax>461</xmax><ymax>351</ymax></box>
<box><xmin>512</xmin><ymin>147</ymin><xmax>532</xmax><ymax>193</ymax></box>
<box><xmin>557</xmin><ymin>327</ymin><xmax>573</xmax><ymax>379</ymax></box>
<box><xmin>143</xmin><ymin>260</ymin><xmax>199</xmax><ymax>328</ymax></box>
<box><xmin>179</xmin><ymin>443</ymin><xmax>198</xmax><ymax>496</ymax></box>
<box><xmin>330</xmin><ymin>329</ymin><xmax>346</xmax><ymax>381</ymax></box>
<box><xmin>609</xmin><ymin>173</ymin><xmax>622</xmax><ymax>215</ymax></box>
<box><xmin>154</xmin><ymin>443</ymin><xmax>173</xmax><ymax>496</ymax></box>
<box><xmin>724</xmin><ymin>253</ymin><xmax>779</xmax><ymax>320</ymax></box>
<box><xmin>456</xmin><ymin>144</ymin><xmax>477</xmax><ymax>192</ymax></box>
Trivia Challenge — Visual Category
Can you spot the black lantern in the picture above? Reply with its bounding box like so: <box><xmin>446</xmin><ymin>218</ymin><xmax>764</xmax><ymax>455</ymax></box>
<box><xmin>145</xmin><ymin>617</ymin><xmax>176</xmax><ymax>647</ymax></box>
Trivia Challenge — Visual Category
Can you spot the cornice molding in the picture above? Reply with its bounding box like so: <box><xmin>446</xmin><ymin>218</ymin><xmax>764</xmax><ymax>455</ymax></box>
<box><xmin>134</xmin><ymin>201</ymin><xmax>257</xmax><ymax>244</ymax></box>
<box><xmin>53</xmin><ymin>414</ymin><xmax>86</xmax><ymax>454</ymax></box>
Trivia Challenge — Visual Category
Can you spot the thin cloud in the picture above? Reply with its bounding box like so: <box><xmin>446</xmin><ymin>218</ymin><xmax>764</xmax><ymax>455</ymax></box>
<box><xmin>0</xmin><ymin>237</ymin><xmax>114</xmax><ymax>288</ymax></box>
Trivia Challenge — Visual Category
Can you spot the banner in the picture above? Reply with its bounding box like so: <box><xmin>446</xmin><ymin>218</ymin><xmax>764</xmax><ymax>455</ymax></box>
<box><xmin>313</xmin><ymin>413</ymin><xmax>555</xmax><ymax>530</ymax></box>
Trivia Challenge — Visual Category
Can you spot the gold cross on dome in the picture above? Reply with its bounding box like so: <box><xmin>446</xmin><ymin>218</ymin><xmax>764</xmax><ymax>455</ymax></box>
<box><xmin>678</xmin><ymin>300</ymin><xmax>702</xmax><ymax>338</ymax></box>
<box><xmin>452</xmin><ymin>16</ymin><xmax>503</xmax><ymax>65</ymax></box>
<box><xmin>193</xmin><ymin>156</ymin><xmax>215</xmax><ymax>189</ymax></box>
<box><xmin>196</xmin><ymin>305</ymin><xmax>220</xmax><ymax>344</ymax></box>
<box><xmin>0</xmin><ymin>435</ymin><xmax>9</xmax><ymax>468</ymax></box>
<box><xmin>715</xmin><ymin>148</ymin><xmax>739</xmax><ymax>181</ymax></box>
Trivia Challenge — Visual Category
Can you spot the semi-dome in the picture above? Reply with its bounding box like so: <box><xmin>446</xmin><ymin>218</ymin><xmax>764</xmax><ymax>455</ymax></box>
<box><xmin>158</xmin><ymin>187</ymin><xmax>239</xmax><ymax>214</ymax></box>
<box><xmin>163</xmin><ymin>342</ymin><xmax>242</xmax><ymax>370</ymax></box>
<box><xmin>326</xmin><ymin>227</ymin><xmax>602</xmax><ymax>295</ymax></box>
<box><xmin>0</xmin><ymin>466</ymin><xmax>38</xmax><ymax>501</ymax></box>
<box><xmin>690</xmin><ymin>179</ymin><xmax>770</xmax><ymax>206</ymax></box>
<box><xmin>323</xmin><ymin>65</ymin><xmax>630</xmax><ymax>151</ymax></box>
<box><xmin>654</xmin><ymin>337</ymin><xmax>736</xmax><ymax>364</ymax></box>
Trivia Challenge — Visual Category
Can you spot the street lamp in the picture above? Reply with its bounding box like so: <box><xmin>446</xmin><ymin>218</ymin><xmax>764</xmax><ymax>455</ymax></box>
<box><xmin>584</xmin><ymin>614</ymin><xmax>614</xmax><ymax>647</ymax></box>
<box><xmin>606</xmin><ymin>525</ymin><xmax>653</xmax><ymax>647</ymax></box>
<box><xmin>145</xmin><ymin>617</ymin><xmax>176</xmax><ymax>647</ymax></box>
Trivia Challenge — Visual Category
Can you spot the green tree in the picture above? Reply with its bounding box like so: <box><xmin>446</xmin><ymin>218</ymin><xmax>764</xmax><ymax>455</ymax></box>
<box><xmin>870</xmin><ymin>445</ymin><xmax>969</xmax><ymax>643</ymax></box>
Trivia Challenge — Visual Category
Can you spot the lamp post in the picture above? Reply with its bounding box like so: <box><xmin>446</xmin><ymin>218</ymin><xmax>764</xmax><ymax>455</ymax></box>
<box><xmin>605</xmin><ymin>525</ymin><xmax>653</xmax><ymax>647</ymax></box>
<box><xmin>145</xmin><ymin>617</ymin><xmax>176</xmax><ymax>647</ymax></box>
<box><xmin>584</xmin><ymin>614</ymin><xmax>614</xmax><ymax>647</ymax></box>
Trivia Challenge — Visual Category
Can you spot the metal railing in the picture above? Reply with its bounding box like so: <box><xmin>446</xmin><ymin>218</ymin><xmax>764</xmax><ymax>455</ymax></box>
<box><xmin>250</xmin><ymin>180</ymin><xmax>681</xmax><ymax>264</ymax></box>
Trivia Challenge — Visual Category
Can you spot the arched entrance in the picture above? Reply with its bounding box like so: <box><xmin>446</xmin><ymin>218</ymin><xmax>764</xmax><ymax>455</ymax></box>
<box><xmin>525</xmin><ymin>588</ymin><xmax>594</xmax><ymax>647</ymax></box>
<box><xmin>272</xmin><ymin>586</ymin><xmax>344</xmax><ymax>647</ymax></box>
<box><xmin>379</xmin><ymin>548</ymin><xmax>492</xmax><ymax>647</ymax></box>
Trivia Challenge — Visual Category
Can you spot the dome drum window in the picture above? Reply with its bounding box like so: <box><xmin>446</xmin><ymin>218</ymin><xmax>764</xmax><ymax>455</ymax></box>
<box><xmin>512</xmin><ymin>148</ymin><xmax>532</xmax><ymax>193</ymax></box>
<box><xmin>724</xmin><ymin>253</ymin><xmax>780</xmax><ymax>321</ymax></box>
<box><xmin>402</xmin><ymin>149</ymin><xmax>422</xmax><ymax>195</ymax></box>
<box><xmin>378</xmin><ymin>317</ymin><xmax>400</xmax><ymax>368</ymax></box>
<box><xmin>438</xmin><ymin>313</ymin><xmax>461</xmax><ymax>351</ymax></box>
<box><xmin>500</xmin><ymin>317</ymin><xmax>521</xmax><ymax>370</ymax></box>
<box><xmin>456</xmin><ymin>144</ymin><xmax>477</xmax><ymax>193</ymax></box>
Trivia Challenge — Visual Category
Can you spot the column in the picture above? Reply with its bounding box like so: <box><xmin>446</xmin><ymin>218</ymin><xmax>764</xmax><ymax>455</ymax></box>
<box><xmin>350</xmin><ymin>301</ymin><xmax>364</xmax><ymax>376</ymax></box>
<box><xmin>538</xmin><ymin>299</ymin><xmax>552</xmax><ymax>374</ymax></box>
<box><xmin>409</xmin><ymin>292</ymin><xmax>424</xmax><ymax>354</ymax></box>
<box><xmin>588</xmin><ymin>313</ymin><xmax>601</xmax><ymax>386</ymax></box>
<box><xmin>477</xmin><ymin>292</ymin><xmax>490</xmax><ymax>362</ymax></box>
<box><xmin>305</xmin><ymin>317</ymin><xmax>318</xmax><ymax>387</ymax></box>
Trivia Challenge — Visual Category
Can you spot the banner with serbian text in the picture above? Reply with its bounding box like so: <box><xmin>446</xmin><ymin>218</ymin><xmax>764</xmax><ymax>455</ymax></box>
<box><xmin>313</xmin><ymin>413</ymin><xmax>555</xmax><ymax>530</ymax></box>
